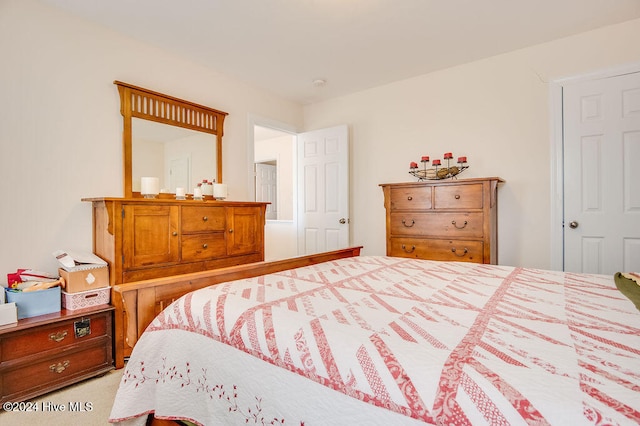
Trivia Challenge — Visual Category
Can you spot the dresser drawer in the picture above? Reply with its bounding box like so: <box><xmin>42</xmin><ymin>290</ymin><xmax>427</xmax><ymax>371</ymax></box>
<box><xmin>434</xmin><ymin>184</ymin><xmax>483</xmax><ymax>209</ymax></box>
<box><xmin>181</xmin><ymin>206</ymin><xmax>226</xmax><ymax>232</ymax></box>
<box><xmin>389</xmin><ymin>186</ymin><xmax>432</xmax><ymax>210</ymax></box>
<box><xmin>390</xmin><ymin>212</ymin><xmax>484</xmax><ymax>238</ymax></box>
<box><xmin>1</xmin><ymin>342</ymin><xmax>111</xmax><ymax>398</ymax></box>
<box><xmin>182</xmin><ymin>233</ymin><xmax>227</xmax><ymax>261</ymax></box>
<box><xmin>0</xmin><ymin>314</ymin><xmax>109</xmax><ymax>362</ymax></box>
<box><xmin>389</xmin><ymin>237</ymin><xmax>484</xmax><ymax>263</ymax></box>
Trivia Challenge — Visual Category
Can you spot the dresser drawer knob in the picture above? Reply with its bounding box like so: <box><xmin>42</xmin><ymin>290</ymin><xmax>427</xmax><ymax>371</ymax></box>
<box><xmin>202</xmin><ymin>216</ymin><xmax>208</xmax><ymax>221</ymax></box>
<box><xmin>451</xmin><ymin>247</ymin><xmax>468</xmax><ymax>257</ymax></box>
<box><xmin>49</xmin><ymin>330</ymin><xmax>68</xmax><ymax>343</ymax></box>
<box><xmin>49</xmin><ymin>360</ymin><xmax>70</xmax><ymax>374</ymax></box>
<box><xmin>229</xmin><ymin>228</ymin><xmax>234</xmax><ymax>233</ymax></box>
<box><xmin>451</xmin><ymin>220</ymin><xmax>468</xmax><ymax>229</ymax></box>
<box><xmin>407</xmin><ymin>196</ymin><xmax>413</xmax><ymax>201</ymax></box>
<box><xmin>401</xmin><ymin>219</ymin><xmax>415</xmax><ymax>227</ymax></box>
<box><xmin>454</xmin><ymin>194</ymin><xmax>461</xmax><ymax>199</ymax></box>
<box><xmin>401</xmin><ymin>244</ymin><xmax>416</xmax><ymax>253</ymax></box>
<box><xmin>202</xmin><ymin>243</ymin><xmax>208</xmax><ymax>249</ymax></box>
<box><xmin>172</xmin><ymin>231</ymin><xmax>178</xmax><ymax>236</ymax></box>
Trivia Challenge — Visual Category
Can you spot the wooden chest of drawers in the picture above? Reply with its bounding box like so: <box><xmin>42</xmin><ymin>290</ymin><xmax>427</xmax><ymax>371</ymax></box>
<box><xmin>380</xmin><ymin>177</ymin><xmax>503</xmax><ymax>264</ymax></box>
<box><xmin>0</xmin><ymin>306</ymin><xmax>114</xmax><ymax>403</ymax></box>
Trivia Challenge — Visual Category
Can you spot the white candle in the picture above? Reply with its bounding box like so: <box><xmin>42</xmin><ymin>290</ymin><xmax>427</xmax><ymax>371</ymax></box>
<box><xmin>193</xmin><ymin>187</ymin><xmax>202</xmax><ymax>198</ymax></box>
<box><xmin>175</xmin><ymin>187</ymin><xmax>185</xmax><ymax>197</ymax></box>
<box><xmin>140</xmin><ymin>177</ymin><xmax>159</xmax><ymax>197</ymax></box>
<box><xmin>213</xmin><ymin>183</ymin><xmax>227</xmax><ymax>199</ymax></box>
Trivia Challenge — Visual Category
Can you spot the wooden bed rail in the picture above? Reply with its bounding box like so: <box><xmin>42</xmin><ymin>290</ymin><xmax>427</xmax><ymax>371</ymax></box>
<box><xmin>112</xmin><ymin>246</ymin><xmax>362</xmax><ymax>368</ymax></box>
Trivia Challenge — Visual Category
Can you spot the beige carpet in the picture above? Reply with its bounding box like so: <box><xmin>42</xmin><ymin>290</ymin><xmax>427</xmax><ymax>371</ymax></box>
<box><xmin>1</xmin><ymin>368</ymin><xmax>124</xmax><ymax>425</ymax></box>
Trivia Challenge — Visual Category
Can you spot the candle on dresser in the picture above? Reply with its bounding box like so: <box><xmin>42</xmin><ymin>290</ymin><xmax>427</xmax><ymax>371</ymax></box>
<box><xmin>213</xmin><ymin>183</ymin><xmax>228</xmax><ymax>200</ymax></box>
<box><xmin>140</xmin><ymin>177</ymin><xmax>159</xmax><ymax>198</ymax></box>
<box><xmin>175</xmin><ymin>187</ymin><xmax>186</xmax><ymax>199</ymax></box>
<box><xmin>193</xmin><ymin>187</ymin><xmax>203</xmax><ymax>199</ymax></box>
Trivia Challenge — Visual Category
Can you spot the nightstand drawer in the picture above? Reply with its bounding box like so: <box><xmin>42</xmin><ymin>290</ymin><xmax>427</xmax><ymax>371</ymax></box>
<box><xmin>390</xmin><ymin>212</ymin><xmax>483</xmax><ymax>238</ymax></box>
<box><xmin>389</xmin><ymin>186</ymin><xmax>432</xmax><ymax>210</ymax></box>
<box><xmin>389</xmin><ymin>237</ymin><xmax>484</xmax><ymax>263</ymax></box>
<box><xmin>0</xmin><ymin>314</ymin><xmax>109</xmax><ymax>362</ymax></box>
<box><xmin>181</xmin><ymin>206</ymin><xmax>226</xmax><ymax>232</ymax></box>
<box><xmin>434</xmin><ymin>184</ymin><xmax>483</xmax><ymax>209</ymax></box>
<box><xmin>2</xmin><ymin>342</ymin><xmax>111</xmax><ymax>398</ymax></box>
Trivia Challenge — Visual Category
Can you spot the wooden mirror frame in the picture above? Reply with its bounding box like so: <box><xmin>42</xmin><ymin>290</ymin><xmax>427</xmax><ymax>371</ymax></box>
<box><xmin>115</xmin><ymin>81</ymin><xmax>228</xmax><ymax>197</ymax></box>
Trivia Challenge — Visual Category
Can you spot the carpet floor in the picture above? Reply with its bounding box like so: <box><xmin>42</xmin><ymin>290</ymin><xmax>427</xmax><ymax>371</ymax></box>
<box><xmin>0</xmin><ymin>368</ymin><xmax>124</xmax><ymax>425</ymax></box>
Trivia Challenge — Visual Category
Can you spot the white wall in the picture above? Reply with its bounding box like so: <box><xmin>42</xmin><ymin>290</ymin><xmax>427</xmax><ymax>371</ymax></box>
<box><xmin>0</xmin><ymin>0</ymin><xmax>303</xmax><ymax>278</ymax></box>
<box><xmin>304</xmin><ymin>18</ymin><xmax>640</xmax><ymax>269</ymax></box>
<box><xmin>3</xmin><ymin>0</ymin><xmax>640</xmax><ymax>279</ymax></box>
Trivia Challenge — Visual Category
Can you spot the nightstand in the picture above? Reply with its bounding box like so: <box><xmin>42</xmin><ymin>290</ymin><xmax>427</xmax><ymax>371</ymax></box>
<box><xmin>0</xmin><ymin>305</ymin><xmax>114</xmax><ymax>403</ymax></box>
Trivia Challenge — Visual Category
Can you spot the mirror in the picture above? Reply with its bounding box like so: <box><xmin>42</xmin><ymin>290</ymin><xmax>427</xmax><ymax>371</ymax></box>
<box><xmin>131</xmin><ymin>118</ymin><xmax>216</xmax><ymax>193</ymax></box>
<box><xmin>115</xmin><ymin>81</ymin><xmax>228</xmax><ymax>198</ymax></box>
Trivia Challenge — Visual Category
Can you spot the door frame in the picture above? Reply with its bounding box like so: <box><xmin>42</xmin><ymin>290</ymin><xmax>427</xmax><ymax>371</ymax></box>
<box><xmin>549</xmin><ymin>62</ymin><xmax>640</xmax><ymax>271</ymax></box>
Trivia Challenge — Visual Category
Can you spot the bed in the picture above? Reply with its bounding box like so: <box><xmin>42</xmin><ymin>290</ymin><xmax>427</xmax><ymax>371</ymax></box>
<box><xmin>109</xmin><ymin>250</ymin><xmax>640</xmax><ymax>425</ymax></box>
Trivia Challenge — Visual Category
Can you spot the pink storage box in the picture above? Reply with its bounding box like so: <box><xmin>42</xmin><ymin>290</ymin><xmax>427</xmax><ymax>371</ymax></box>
<box><xmin>62</xmin><ymin>287</ymin><xmax>110</xmax><ymax>310</ymax></box>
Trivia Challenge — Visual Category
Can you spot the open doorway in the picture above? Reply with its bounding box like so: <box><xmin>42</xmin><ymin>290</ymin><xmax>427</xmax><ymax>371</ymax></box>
<box><xmin>253</xmin><ymin>124</ymin><xmax>298</xmax><ymax>260</ymax></box>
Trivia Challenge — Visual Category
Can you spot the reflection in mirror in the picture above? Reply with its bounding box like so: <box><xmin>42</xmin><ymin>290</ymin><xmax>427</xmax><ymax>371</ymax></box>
<box><xmin>132</xmin><ymin>118</ymin><xmax>216</xmax><ymax>193</ymax></box>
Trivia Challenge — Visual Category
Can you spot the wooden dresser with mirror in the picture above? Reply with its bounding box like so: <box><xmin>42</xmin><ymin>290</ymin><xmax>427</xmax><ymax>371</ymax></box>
<box><xmin>85</xmin><ymin>82</ymin><xmax>268</xmax><ymax>367</ymax></box>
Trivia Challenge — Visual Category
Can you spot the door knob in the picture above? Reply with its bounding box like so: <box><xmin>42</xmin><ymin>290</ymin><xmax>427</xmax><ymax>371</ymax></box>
<box><xmin>569</xmin><ymin>221</ymin><xmax>579</xmax><ymax>229</ymax></box>
<box><xmin>339</xmin><ymin>218</ymin><xmax>347</xmax><ymax>224</ymax></box>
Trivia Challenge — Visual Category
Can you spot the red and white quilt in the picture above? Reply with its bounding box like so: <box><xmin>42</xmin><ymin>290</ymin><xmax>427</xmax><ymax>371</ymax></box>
<box><xmin>109</xmin><ymin>256</ymin><xmax>640</xmax><ymax>425</ymax></box>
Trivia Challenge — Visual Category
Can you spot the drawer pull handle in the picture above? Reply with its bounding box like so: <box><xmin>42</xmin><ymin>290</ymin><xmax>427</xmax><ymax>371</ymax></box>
<box><xmin>49</xmin><ymin>360</ymin><xmax>70</xmax><ymax>374</ymax></box>
<box><xmin>172</xmin><ymin>231</ymin><xmax>178</xmax><ymax>236</ymax></box>
<box><xmin>49</xmin><ymin>330</ymin><xmax>68</xmax><ymax>342</ymax></box>
<box><xmin>401</xmin><ymin>219</ymin><xmax>415</xmax><ymax>227</ymax></box>
<box><xmin>454</xmin><ymin>194</ymin><xmax>461</xmax><ymax>200</ymax></box>
<box><xmin>202</xmin><ymin>216</ymin><xmax>208</xmax><ymax>221</ymax></box>
<box><xmin>401</xmin><ymin>244</ymin><xmax>416</xmax><ymax>253</ymax></box>
<box><xmin>229</xmin><ymin>228</ymin><xmax>234</xmax><ymax>233</ymax></box>
<box><xmin>451</xmin><ymin>247</ymin><xmax>468</xmax><ymax>257</ymax></box>
<box><xmin>451</xmin><ymin>220</ymin><xmax>468</xmax><ymax>229</ymax></box>
<box><xmin>407</xmin><ymin>196</ymin><xmax>413</xmax><ymax>201</ymax></box>
<box><xmin>202</xmin><ymin>243</ymin><xmax>208</xmax><ymax>249</ymax></box>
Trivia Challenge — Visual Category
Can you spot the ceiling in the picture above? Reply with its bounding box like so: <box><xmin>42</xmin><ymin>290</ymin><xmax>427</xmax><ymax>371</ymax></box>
<box><xmin>41</xmin><ymin>0</ymin><xmax>640</xmax><ymax>105</ymax></box>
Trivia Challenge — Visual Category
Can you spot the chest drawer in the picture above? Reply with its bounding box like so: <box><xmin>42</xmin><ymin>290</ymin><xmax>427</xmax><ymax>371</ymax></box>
<box><xmin>0</xmin><ymin>314</ymin><xmax>109</xmax><ymax>362</ymax></box>
<box><xmin>182</xmin><ymin>233</ymin><xmax>227</xmax><ymax>261</ymax></box>
<box><xmin>2</xmin><ymin>342</ymin><xmax>111</xmax><ymax>398</ymax></box>
<box><xmin>181</xmin><ymin>206</ymin><xmax>226</xmax><ymax>233</ymax></box>
<box><xmin>434</xmin><ymin>184</ymin><xmax>483</xmax><ymax>209</ymax></box>
<box><xmin>389</xmin><ymin>186</ymin><xmax>432</xmax><ymax>210</ymax></box>
<box><xmin>389</xmin><ymin>237</ymin><xmax>484</xmax><ymax>263</ymax></box>
<box><xmin>390</xmin><ymin>212</ymin><xmax>484</xmax><ymax>238</ymax></box>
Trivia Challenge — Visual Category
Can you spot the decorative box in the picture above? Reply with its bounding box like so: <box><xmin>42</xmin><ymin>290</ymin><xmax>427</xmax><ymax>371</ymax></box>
<box><xmin>62</xmin><ymin>287</ymin><xmax>111</xmax><ymax>311</ymax></box>
<box><xmin>0</xmin><ymin>302</ymin><xmax>18</xmax><ymax>326</ymax></box>
<box><xmin>5</xmin><ymin>286</ymin><xmax>62</xmax><ymax>319</ymax></box>
<box><xmin>58</xmin><ymin>266</ymin><xmax>109</xmax><ymax>293</ymax></box>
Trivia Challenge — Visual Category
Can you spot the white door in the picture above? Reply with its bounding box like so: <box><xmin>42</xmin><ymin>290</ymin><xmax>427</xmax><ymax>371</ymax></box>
<box><xmin>255</xmin><ymin>162</ymin><xmax>277</xmax><ymax>220</ymax></box>
<box><xmin>563</xmin><ymin>71</ymin><xmax>640</xmax><ymax>274</ymax></box>
<box><xmin>297</xmin><ymin>125</ymin><xmax>349</xmax><ymax>255</ymax></box>
<box><xmin>169</xmin><ymin>156</ymin><xmax>190</xmax><ymax>193</ymax></box>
